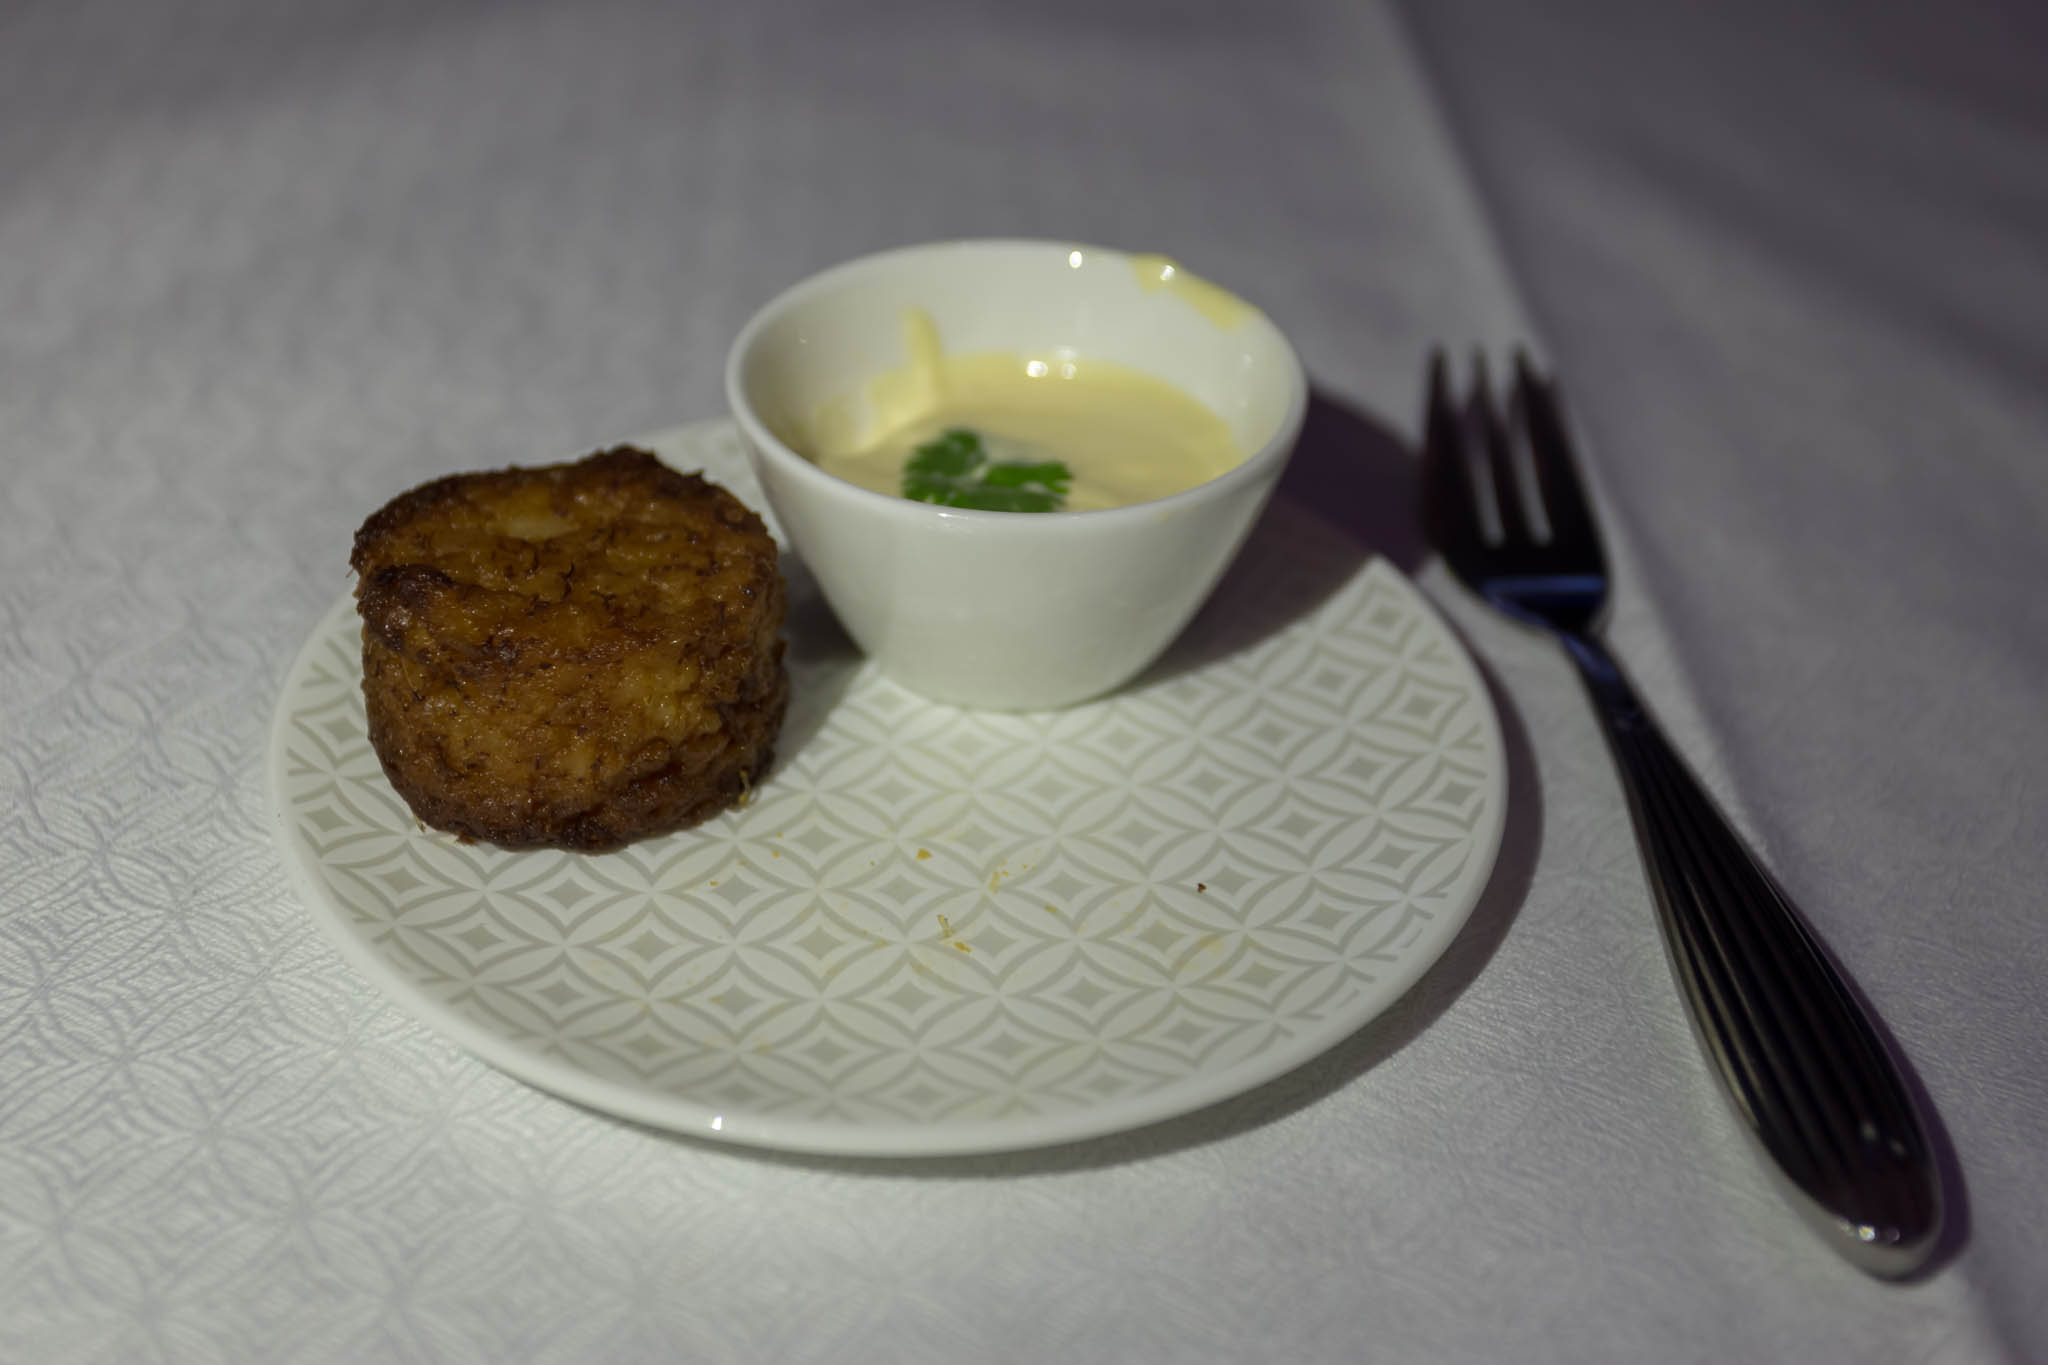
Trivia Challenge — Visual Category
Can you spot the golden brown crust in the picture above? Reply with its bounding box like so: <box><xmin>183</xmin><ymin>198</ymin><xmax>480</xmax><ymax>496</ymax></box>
<box><xmin>350</xmin><ymin>446</ymin><xmax>787</xmax><ymax>852</ymax></box>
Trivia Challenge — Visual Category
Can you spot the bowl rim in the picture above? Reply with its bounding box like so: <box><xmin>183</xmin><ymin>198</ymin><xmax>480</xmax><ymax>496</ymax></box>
<box><xmin>722</xmin><ymin>238</ymin><xmax>1310</xmax><ymax>531</ymax></box>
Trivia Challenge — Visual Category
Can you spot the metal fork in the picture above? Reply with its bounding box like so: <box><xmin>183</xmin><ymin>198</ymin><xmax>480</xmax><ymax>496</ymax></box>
<box><xmin>1422</xmin><ymin>350</ymin><xmax>1942</xmax><ymax>1277</ymax></box>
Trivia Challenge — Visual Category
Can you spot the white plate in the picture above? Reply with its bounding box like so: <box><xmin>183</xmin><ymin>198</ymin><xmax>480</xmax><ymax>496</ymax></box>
<box><xmin>269</xmin><ymin>421</ymin><xmax>1505</xmax><ymax>1156</ymax></box>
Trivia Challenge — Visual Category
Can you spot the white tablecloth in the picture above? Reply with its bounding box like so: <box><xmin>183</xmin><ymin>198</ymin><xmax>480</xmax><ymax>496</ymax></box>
<box><xmin>4</xmin><ymin>0</ymin><xmax>2041</xmax><ymax>1360</ymax></box>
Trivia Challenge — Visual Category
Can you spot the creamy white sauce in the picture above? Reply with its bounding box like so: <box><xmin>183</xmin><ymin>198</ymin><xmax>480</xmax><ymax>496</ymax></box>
<box><xmin>800</xmin><ymin>311</ymin><xmax>1245</xmax><ymax>512</ymax></box>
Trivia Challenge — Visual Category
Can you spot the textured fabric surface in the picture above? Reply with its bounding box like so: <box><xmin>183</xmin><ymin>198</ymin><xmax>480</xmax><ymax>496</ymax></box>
<box><xmin>1402</xmin><ymin>1</ymin><xmax>2048</xmax><ymax>1356</ymax></box>
<box><xmin>1</xmin><ymin>0</ymin><xmax>2038</xmax><ymax>1360</ymax></box>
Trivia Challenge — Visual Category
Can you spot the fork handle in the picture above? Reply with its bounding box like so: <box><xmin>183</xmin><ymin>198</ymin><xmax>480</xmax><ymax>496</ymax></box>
<box><xmin>1560</xmin><ymin>632</ymin><xmax>1942</xmax><ymax>1277</ymax></box>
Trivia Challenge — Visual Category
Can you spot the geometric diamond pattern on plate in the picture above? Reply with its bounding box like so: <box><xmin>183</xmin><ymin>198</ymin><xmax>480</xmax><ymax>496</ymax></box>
<box><xmin>272</xmin><ymin>421</ymin><xmax>1501</xmax><ymax>1138</ymax></box>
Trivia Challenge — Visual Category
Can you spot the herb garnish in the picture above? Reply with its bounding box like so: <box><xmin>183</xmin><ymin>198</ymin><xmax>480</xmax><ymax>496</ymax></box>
<box><xmin>901</xmin><ymin>428</ymin><xmax>1071</xmax><ymax>513</ymax></box>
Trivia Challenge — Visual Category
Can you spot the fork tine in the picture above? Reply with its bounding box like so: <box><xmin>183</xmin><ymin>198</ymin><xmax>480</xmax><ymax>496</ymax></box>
<box><xmin>1426</xmin><ymin>347</ymin><xmax>1452</xmax><ymax>432</ymax></box>
<box><xmin>1468</xmin><ymin>352</ymin><xmax>1527</xmax><ymax>545</ymax></box>
<box><xmin>1511</xmin><ymin>351</ymin><xmax>1601</xmax><ymax>555</ymax></box>
<box><xmin>1422</xmin><ymin>348</ymin><xmax>1482</xmax><ymax>557</ymax></box>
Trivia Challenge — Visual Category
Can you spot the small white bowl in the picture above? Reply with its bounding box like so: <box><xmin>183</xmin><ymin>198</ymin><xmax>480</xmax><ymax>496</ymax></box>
<box><xmin>724</xmin><ymin>239</ymin><xmax>1307</xmax><ymax>710</ymax></box>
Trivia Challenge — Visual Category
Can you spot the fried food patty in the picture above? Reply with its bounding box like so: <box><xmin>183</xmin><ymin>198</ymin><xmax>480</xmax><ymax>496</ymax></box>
<box><xmin>350</xmin><ymin>446</ymin><xmax>787</xmax><ymax>852</ymax></box>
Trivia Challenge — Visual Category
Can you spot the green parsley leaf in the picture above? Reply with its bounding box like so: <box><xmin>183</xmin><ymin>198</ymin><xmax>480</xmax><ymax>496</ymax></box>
<box><xmin>901</xmin><ymin>428</ymin><xmax>1071</xmax><ymax>513</ymax></box>
<box><xmin>903</xmin><ymin>428</ymin><xmax>983</xmax><ymax>481</ymax></box>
